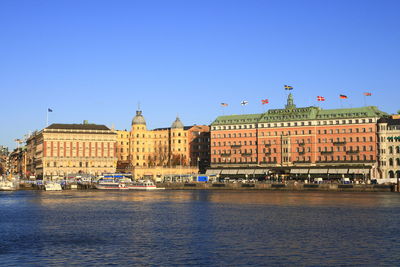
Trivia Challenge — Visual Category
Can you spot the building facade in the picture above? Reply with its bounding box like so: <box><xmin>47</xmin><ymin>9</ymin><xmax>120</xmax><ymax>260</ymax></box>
<box><xmin>8</xmin><ymin>147</ymin><xmax>26</xmax><ymax>178</ymax></box>
<box><xmin>210</xmin><ymin>94</ymin><xmax>387</xmax><ymax>180</ymax></box>
<box><xmin>26</xmin><ymin>122</ymin><xmax>117</xmax><ymax>178</ymax></box>
<box><xmin>115</xmin><ymin>110</ymin><xmax>210</xmax><ymax>175</ymax></box>
<box><xmin>377</xmin><ymin>115</ymin><xmax>400</xmax><ymax>178</ymax></box>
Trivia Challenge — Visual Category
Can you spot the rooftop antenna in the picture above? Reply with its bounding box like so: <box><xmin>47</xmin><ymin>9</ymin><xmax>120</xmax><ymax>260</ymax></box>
<box><xmin>137</xmin><ymin>102</ymin><xmax>141</xmax><ymax>111</ymax></box>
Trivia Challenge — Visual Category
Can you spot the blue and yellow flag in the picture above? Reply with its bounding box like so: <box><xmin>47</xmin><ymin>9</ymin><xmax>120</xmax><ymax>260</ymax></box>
<box><xmin>284</xmin><ymin>85</ymin><xmax>293</xmax><ymax>90</ymax></box>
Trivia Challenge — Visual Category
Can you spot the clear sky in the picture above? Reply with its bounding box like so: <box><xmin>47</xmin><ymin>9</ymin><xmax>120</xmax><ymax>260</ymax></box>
<box><xmin>1</xmin><ymin>0</ymin><xmax>399</xmax><ymax>149</ymax></box>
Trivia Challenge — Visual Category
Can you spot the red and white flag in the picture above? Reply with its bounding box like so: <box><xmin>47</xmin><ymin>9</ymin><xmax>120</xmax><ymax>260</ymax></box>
<box><xmin>317</xmin><ymin>96</ymin><xmax>325</xmax><ymax>101</ymax></box>
<box><xmin>261</xmin><ymin>99</ymin><xmax>269</xmax><ymax>104</ymax></box>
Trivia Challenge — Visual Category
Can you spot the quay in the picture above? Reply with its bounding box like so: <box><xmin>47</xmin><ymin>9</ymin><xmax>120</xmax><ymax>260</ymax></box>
<box><xmin>158</xmin><ymin>181</ymin><xmax>396</xmax><ymax>192</ymax></box>
<box><xmin>14</xmin><ymin>180</ymin><xmax>397</xmax><ymax>192</ymax></box>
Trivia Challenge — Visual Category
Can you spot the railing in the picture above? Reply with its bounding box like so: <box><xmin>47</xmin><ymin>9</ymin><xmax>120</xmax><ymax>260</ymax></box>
<box><xmin>241</xmin><ymin>153</ymin><xmax>253</xmax><ymax>157</ymax></box>
<box><xmin>321</xmin><ymin>151</ymin><xmax>333</xmax><ymax>154</ymax></box>
<box><xmin>231</xmin><ymin>145</ymin><xmax>241</xmax><ymax>148</ymax></box>
<box><xmin>220</xmin><ymin>153</ymin><xmax>231</xmax><ymax>157</ymax></box>
<box><xmin>346</xmin><ymin>150</ymin><xmax>360</xmax><ymax>154</ymax></box>
<box><xmin>333</xmin><ymin>141</ymin><xmax>346</xmax><ymax>145</ymax></box>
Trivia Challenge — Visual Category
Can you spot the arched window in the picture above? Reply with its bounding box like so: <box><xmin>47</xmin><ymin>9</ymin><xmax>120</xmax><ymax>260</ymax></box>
<box><xmin>389</xmin><ymin>146</ymin><xmax>393</xmax><ymax>154</ymax></box>
<box><xmin>396</xmin><ymin>146</ymin><xmax>400</xmax><ymax>153</ymax></box>
<box><xmin>389</xmin><ymin>158</ymin><xmax>394</xmax><ymax>166</ymax></box>
<box><xmin>389</xmin><ymin>171</ymin><xmax>395</xmax><ymax>178</ymax></box>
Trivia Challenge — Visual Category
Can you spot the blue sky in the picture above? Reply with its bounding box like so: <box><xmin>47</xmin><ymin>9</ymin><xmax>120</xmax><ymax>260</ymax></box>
<box><xmin>1</xmin><ymin>0</ymin><xmax>399</xmax><ymax>149</ymax></box>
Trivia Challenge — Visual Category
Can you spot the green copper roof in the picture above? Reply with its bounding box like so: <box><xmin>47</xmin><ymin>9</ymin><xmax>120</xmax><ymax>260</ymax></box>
<box><xmin>316</xmin><ymin>106</ymin><xmax>387</xmax><ymax>119</ymax></box>
<box><xmin>211</xmin><ymin>106</ymin><xmax>387</xmax><ymax>126</ymax></box>
<box><xmin>212</xmin><ymin>114</ymin><xmax>262</xmax><ymax>125</ymax></box>
<box><xmin>211</xmin><ymin>95</ymin><xmax>387</xmax><ymax>126</ymax></box>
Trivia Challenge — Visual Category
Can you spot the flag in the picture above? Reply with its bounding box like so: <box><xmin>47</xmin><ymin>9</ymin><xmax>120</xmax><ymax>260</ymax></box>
<box><xmin>241</xmin><ymin>100</ymin><xmax>248</xmax><ymax>106</ymax></box>
<box><xmin>284</xmin><ymin>85</ymin><xmax>293</xmax><ymax>90</ymax></box>
<box><xmin>48</xmin><ymin>108</ymin><xmax>53</xmax><ymax>112</ymax></box>
<box><xmin>261</xmin><ymin>99</ymin><xmax>269</xmax><ymax>104</ymax></box>
<box><xmin>339</xmin><ymin>94</ymin><xmax>348</xmax><ymax>99</ymax></box>
<box><xmin>363</xmin><ymin>92</ymin><xmax>372</xmax><ymax>96</ymax></box>
<box><xmin>317</xmin><ymin>96</ymin><xmax>325</xmax><ymax>101</ymax></box>
<box><xmin>221</xmin><ymin>103</ymin><xmax>228</xmax><ymax>107</ymax></box>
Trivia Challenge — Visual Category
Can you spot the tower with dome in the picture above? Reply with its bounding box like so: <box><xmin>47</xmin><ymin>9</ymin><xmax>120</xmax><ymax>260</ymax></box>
<box><xmin>114</xmin><ymin>109</ymin><xmax>210</xmax><ymax>179</ymax></box>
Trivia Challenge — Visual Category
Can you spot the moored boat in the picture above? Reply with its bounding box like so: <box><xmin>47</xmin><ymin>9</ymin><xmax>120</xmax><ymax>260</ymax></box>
<box><xmin>95</xmin><ymin>178</ymin><xmax>129</xmax><ymax>190</ymax></box>
<box><xmin>0</xmin><ymin>180</ymin><xmax>17</xmax><ymax>191</ymax></box>
<box><xmin>44</xmin><ymin>182</ymin><xmax>62</xmax><ymax>191</ymax></box>
<box><xmin>127</xmin><ymin>180</ymin><xmax>165</xmax><ymax>190</ymax></box>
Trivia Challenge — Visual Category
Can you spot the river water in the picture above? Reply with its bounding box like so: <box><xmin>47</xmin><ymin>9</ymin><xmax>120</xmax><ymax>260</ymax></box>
<box><xmin>1</xmin><ymin>190</ymin><xmax>400</xmax><ymax>266</ymax></box>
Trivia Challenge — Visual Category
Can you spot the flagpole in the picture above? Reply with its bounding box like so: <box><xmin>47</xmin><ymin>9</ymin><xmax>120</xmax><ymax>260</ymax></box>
<box><xmin>46</xmin><ymin>109</ymin><xmax>49</xmax><ymax>127</ymax></box>
<box><xmin>363</xmin><ymin>94</ymin><xmax>367</xmax><ymax>106</ymax></box>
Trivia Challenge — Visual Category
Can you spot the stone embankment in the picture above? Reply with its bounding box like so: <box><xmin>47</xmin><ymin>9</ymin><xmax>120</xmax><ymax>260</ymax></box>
<box><xmin>158</xmin><ymin>182</ymin><xmax>396</xmax><ymax>192</ymax></box>
<box><xmin>14</xmin><ymin>181</ymin><xmax>397</xmax><ymax>192</ymax></box>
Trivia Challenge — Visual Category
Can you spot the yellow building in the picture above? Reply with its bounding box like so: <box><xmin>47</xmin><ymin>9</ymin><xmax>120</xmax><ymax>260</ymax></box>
<box><xmin>115</xmin><ymin>109</ymin><xmax>210</xmax><ymax>177</ymax></box>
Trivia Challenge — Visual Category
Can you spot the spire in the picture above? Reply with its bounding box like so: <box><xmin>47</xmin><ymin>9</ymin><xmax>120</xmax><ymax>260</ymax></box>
<box><xmin>285</xmin><ymin>93</ymin><xmax>296</xmax><ymax>109</ymax></box>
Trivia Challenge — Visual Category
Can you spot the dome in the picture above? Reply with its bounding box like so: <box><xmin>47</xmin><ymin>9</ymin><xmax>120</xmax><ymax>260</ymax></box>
<box><xmin>131</xmin><ymin>110</ymin><xmax>146</xmax><ymax>125</ymax></box>
<box><xmin>171</xmin><ymin>116</ymin><xmax>184</xmax><ymax>129</ymax></box>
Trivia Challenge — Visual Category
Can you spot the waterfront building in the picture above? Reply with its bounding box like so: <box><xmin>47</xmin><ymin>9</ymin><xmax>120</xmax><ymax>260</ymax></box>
<box><xmin>210</xmin><ymin>94</ymin><xmax>387</xmax><ymax>180</ymax></box>
<box><xmin>377</xmin><ymin>115</ymin><xmax>400</xmax><ymax>178</ymax></box>
<box><xmin>26</xmin><ymin>121</ymin><xmax>117</xmax><ymax>179</ymax></box>
<box><xmin>115</xmin><ymin>109</ymin><xmax>210</xmax><ymax>178</ymax></box>
<box><xmin>8</xmin><ymin>147</ymin><xmax>26</xmax><ymax>178</ymax></box>
<box><xmin>0</xmin><ymin>146</ymin><xmax>9</xmax><ymax>176</ymax></box>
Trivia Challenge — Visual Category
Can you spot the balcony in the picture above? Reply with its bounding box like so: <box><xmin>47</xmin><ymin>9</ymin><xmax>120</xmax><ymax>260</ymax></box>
<box><xmin>241</xmin><ymin>153</ymin><xmax>253</xmax><ymax>157</ymax></box>
<box><xmin>333</xmin><ymin>141</ymin><xmax>346</xmax><ymax>145</ymax></box>
<box><xmin>298</xmin><ymin>151</ymin><xmax>305</xmax><ymax>155</ymax></box>
<box><xmin>346</xmin><ymin>150</ymin><xmax>360</xmax><ymax>154</ymax></box>
<box><xmin>220</xmin><ymin>153</ymin><xmax>231</xmax><ymax>157</ymax></box>
<box><xmin>231</xmin><ymin>145</ymin><xmax>241</xmax><ymax>148</ymax></box>
<box><xmin>298</xmin><ymin>143</ymin><xmax>305</xmax><ymax>146</ymax></box>
<box><xmin>321</xmin><ymin>151</ymin><xmax>333</xmax><ymax>155</ymax></box>
<box><xmin>264</xmin><ymin>144</ymin><xmax>271</xmax><ymax>147</ymax></box>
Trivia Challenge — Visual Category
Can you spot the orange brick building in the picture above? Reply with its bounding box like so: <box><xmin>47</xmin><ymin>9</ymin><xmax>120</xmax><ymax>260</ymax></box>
<box><xmin>210</xmin><ymin>94</ymin><xmax>387</xmax><ymax>180</ymax></box>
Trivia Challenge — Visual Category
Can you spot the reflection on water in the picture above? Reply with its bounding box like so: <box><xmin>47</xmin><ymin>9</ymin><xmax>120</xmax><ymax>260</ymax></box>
<box><xmin>1</xmin><ymin>190</ymin><xmax>400</xmax><ymax>266</ymax></box>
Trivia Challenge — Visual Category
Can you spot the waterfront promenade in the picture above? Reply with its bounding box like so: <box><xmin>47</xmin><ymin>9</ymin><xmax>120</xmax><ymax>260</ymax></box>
<box><xmin>16</xmin><ymin>180</ymin><xmax>397</xmax><ymax>192</ymax></box>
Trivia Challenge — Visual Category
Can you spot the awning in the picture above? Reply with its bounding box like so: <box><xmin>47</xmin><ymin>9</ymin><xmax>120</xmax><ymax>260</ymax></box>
<box><xmin>254</xmin><ymin>169</ymin><xmax>269</xmax><ymax>174</ymax></box>
<box><xmin>245</xmin><ymin>169</ymin><xmax>255</xmax><ymax>175</ymax></box>
<box><xmin>328</xmin><ymin>169</ymin><xmax>348</xmax><ymax>174</ymax></box>
<box><xmin>291</xmin><ymin>169</ymin><xmax>309</xmax><ymax>174</ymax></box>
<box><xmin>348</xmin><ymin>169</ymin><xmax>370</xmax><ymax>174</ymax></box>
<box><xmin>221</xmin><ymin>169</ymin><xmax>238</xmax><ymax>175</ymax></box>
<box><xmin>205</xmin><ymin>169</ymin><xmax>221</xmax><ymax>175</ymax></box>
<box><xmin>237</xmin><ymin>169</ymin><xmax>254</xmax><ymax>174</ymax></box>
<box><xmin>309</xmin><ymin>169</ymin><xmax>328</xmax><ymax>174</ymax></box>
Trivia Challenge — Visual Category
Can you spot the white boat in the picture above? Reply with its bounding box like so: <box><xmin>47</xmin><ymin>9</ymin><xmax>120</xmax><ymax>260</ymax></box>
<box><xmin>128</xmin><ymin>180</ymin><xmax>165</xmax><ymax>190</ymax></box>
<box><xmin>45</xmin><ymin>182</ymin><xmax>62</xmax><ymax>191</ymax></box>
<box><xmin>0</xmin><ymin>180</ymin><xmax>17</xmax><ymax>191</ymax></box>
<box><xmin>95</xmin><ymin>178</ymin><xmax>129</xmax><ymax>190</ymax></box>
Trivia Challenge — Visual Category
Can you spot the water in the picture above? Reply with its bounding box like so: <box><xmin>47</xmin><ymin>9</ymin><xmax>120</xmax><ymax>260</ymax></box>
<box><xmin>1</xmin><ymin>190</ymin><xmax>400</xmax><ymax>266</ymax></box>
